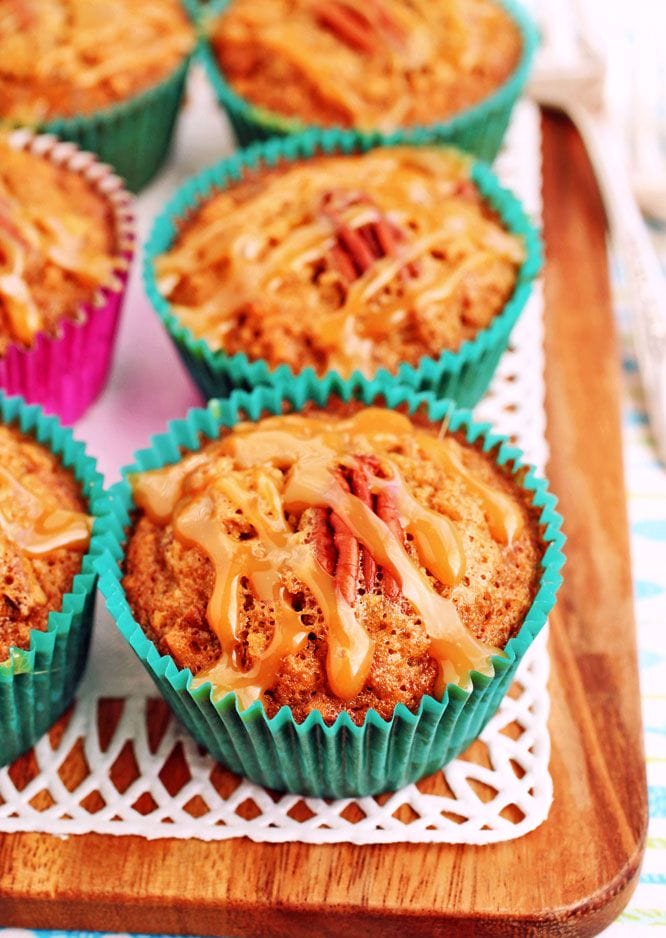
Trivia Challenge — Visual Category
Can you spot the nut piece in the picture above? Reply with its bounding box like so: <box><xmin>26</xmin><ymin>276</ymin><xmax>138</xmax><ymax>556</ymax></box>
<box><xmin>330</xmin><ymin>510</ymin><xmax>360</xmax><ymax>605</ymax></box>
<box><xmin>314</xmin><ymin>0</ymin><xmax>405</xmax><ymax>53</ymax></box>
<box><xmin>314</xmin><ymin>2</ymin><xmax>380</xmax><ymax>54</ymax></box>
<box><xmin>312</xmin><ymin>506</ymin><xmax>336</xmax><ymax>576</ymax></box>
<box><xmin>375</xmin><ymin>488</ymin><xmax>404</xmax><ymax>601</ymax></box>
<box><xmin>311</xmin><ymin>457</ymin><xmax>404</xmax><ymax>604</ymax></box>
<box><xmin>349</xmin><ymin>463</ymin><xmax>377</xmax><ymax>592</ymax></box>
<box><xmin>321</xmin><ymin>191</ymin><xmax>416</xmax><ymax>285</ymax></box>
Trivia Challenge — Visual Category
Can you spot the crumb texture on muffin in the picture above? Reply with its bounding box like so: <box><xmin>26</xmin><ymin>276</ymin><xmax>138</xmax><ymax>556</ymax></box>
<box><xmin>156</xmin><ymin>147</ymin><xmax>525</xmax><ymax>378</ymax></box>
<box><xmin>0</xmin><ymin>137</ymin><xmax>118</xmax><ymax>354</ymax></box>
<box><xmin>124</xmin><ymin>407</ymin><xmax>543</xmax><ymax>724</ymax></box>
<box><xmin>0</xmin><ymin>0</ymin><xmax>194</xmax><ymax>122</ymax></box>
<box><xmin>212</xmin><ymin>0</ymin><xmax>522</xmax><ymax>130</ymax></box>
<box><xmin>0</xmin><ymin>423</ymin><xmax>92</xmax><ymax>661</ymax></box>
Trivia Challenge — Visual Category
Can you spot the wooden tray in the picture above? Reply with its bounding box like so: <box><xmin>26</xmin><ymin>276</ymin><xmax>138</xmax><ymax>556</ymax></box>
<box><xmin>0</xmin><ymin>112</ymin><xmax>648</xmax><ymax>937</ymax></box>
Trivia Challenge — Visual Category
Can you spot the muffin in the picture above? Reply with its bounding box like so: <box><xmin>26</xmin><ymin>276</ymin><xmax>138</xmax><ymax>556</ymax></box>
<box><xmin>200</xmin><ymin>0</ymin><xmax>538</xmax><ymax>158</ymax></box>
<box><xmin>0</xmin><ymin>0</ymin><xmax>196</xmax><ymax>190</ymax></box>
<box><xmin>125</xmin><ymin>406</ymin><xmax>542</xmax><ymax>723</ymax></box>
<box><xmin>145</xmin><ymin>134</ymin><xmax>541</xmax><ymax>405</ymax></box>
<box><xmin>99</xmin><ymin>383</ymin><xmax>565</xmax><ymax>797</ymax></box>
<box><xmin>0</xmin><ymin>391</ymin><xmax>104</xmax><ymax>766</ymax></box>
<box><xmin>0</xmin><ymin>131</ymin><xmax>134</xmax><ymax>423</ymax></box>
<box><xmin>0</xmin><ymin>424</ymin><xmax>92</xmax><ymax>660</ymax></box>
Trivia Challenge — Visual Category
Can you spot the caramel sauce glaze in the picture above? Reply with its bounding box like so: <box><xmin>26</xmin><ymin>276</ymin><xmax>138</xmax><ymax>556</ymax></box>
<box><xmin>156</xmin><ymin>148</ymin><xmax>525</xmax><ymax>378</ymax></box>
<box><xmin>0</xmin><ymin>464</ymin><xmax>92</xmax><ymax>557</ymax></box>
<box><xmin>131</xmin><ymin>409</ymin><xmax>527</xmax><ymax>707</ymax></box>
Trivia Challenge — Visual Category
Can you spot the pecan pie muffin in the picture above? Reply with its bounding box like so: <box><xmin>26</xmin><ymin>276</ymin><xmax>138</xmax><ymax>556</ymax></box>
<box><xmin>0</xmin><ymin>394</ymin><xmax>102</xmax><ymax>767</ymax></box>
<box><xmin>0</xmin><ymin>136</ymin><xmax>117</xmax><ymax>355</ymax></box>
<box><xmin>123</xmin><ymin>406</ymin><xmax>543</xmax><ymax>725</ymax></box>
<box><xmin>0</xmin><ymin>422</ymin><xmax>93</xmax><ymax>662</ymax></box>
<box><xmin>208</xmin><ymin>0</ymin><xmax>523</xmax><ymax>132</ymax></box>
<box><xmin>0</xmin><ymin>0</ymin><xmax>194</xmax><ymax>123</ymax></box>
<box><xmin>153</xmin><ymin>146</ymin><xmax>527</xmax><ymax>382</ymax></box>
<box><xmin>0</xmin><ymin>131</ymin><xmax>133</xmax><ymax>422</ymax></box>
<box><xmin>0</xmin><ymin>1</ymin><xmax>194</xmax><ymax>191</ymax></box>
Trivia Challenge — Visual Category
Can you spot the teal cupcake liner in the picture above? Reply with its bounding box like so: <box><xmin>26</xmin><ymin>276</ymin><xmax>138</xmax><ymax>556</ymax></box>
<box><xmin>181</xmin><ymin>0</ymin><xmax>208</xmax><ymax>22</ymax></box>
<box><xmin>144</xmin><ymin>129</ymin><xmax>542</xmax><ymax>407</ymax></box>
<box><xmin>96</xmin><ymin>379</ymin><xmax>565</xmax><ymax>798</ymax></box>
<box><xmin>36</xmin><ymin>56</ymin><xmax>192</xmax><ymax>192</ymax></box>
<box><xmin>198</xmin><ymin>0</ymin><xmax>538</xmax><ymax>162</ymax></box>
<box><xmin>0</xmin><ymin>393</ymin><xmax>106</xmax><ymax>767</ymax></box>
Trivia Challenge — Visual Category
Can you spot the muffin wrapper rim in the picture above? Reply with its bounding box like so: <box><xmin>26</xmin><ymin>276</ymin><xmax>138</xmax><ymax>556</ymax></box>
<box><xmin>1</xmin><ymin>50</ymin><xmax>194</xmax><ymax>192</ymax></box>
<box><xmin>143</xmin><ymin>128</ymin><xmax>542</xmax><ymax>408</ymax></box>
<box><xmin>96</xmin><ymin>379</ymin><xmax>565</xmax><ymax>798</ymax></box>
<box><xmin>0</xmin><ymin>391</ymin><xmax>108</xmax><ymax>766</ymax></box>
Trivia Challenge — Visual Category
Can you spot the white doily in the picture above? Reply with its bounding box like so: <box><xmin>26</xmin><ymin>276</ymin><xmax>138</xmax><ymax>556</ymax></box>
<box><xmin>0</xmin><ymin>78</ymin><xmax>550</xmax><ymax>846</ymax></box>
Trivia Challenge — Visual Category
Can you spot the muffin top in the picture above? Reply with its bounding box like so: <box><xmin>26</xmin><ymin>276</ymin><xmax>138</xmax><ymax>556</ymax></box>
<box><xmin>124</xmin><ymin>406</ymin><xmax>543</xmax><ymax>724</ymax></box>
<box><xmin>0</xmin><ymin>137</ymin><xmax>118</xmax><ymax>355</ymax></box>
<box><xmin>0</xmin><ymin>423</ymin><xmax>92</xmax><ymax>661</ymax></box>
<box><xmin>155</xmin><ymin>147</ymin><xmax>525</xmax><ymax>378</ymax></box>
<box><xmin>210</xmin><ymin>0</ymin><xmax>523</xmax><ymax>131</ymax></box>
<box><xmin>0</xmin><ymin>0</ymin><xmax>194</xmax><ymax>122</ymax></box>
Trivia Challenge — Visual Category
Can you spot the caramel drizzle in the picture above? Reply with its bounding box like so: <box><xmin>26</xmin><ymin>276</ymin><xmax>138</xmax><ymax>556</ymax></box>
<box><xmin>132</xmin><ymin>410</ymin><xmax>525</xmax><ymax>708</ymax></box>
<box><xmin>0</xmin><ymin>2</ymin><xmax>193</xmax><ymax>120</ymax></box>
<box><xmin>215</xmin><ymin>0</ymin><xmax>520</xmax><ymax>131</ymax></box>
<box><xmin>156</xmin><ymin>149</ymin><xmax>525</xmax><ymax>378</ymax></box>
<box><xmin>0</xmin><ymin>466</ymin><xmax>92</xmax><ymax>556</ymax></box>
<box><xmin>0</xmin><ymin>144</ymin><xmax>116</xmax><ymax>347</ymax></box>
<box><xmin>321</xmin><ymin>189</ymin><xmax>417</xmax><ymax>288</ymax></box>
<box><xmin>216</xmin><ymin>0</ymin><xmax>435</xmax><ymax>128</ymax></box>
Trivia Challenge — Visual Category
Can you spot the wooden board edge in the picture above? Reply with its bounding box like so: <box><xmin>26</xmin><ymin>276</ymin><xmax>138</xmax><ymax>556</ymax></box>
<box><xmin>0</xmin><ymin>110</ymin><xmax>650</xmax><ymax>938</ymax></box>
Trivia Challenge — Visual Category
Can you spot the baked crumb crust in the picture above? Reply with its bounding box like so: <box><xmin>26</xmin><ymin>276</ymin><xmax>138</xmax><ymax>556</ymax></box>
<box><xmin>0</xmin><ymin>0</ymin><xmax>194</xmax><ymax>122</ymax></box>
<box><xmin>0</xmin><ymin>137</ymin><xmax>117</xmax><ymax>353</ymax></box>
<box><xmin>0</xmin><ymin>423</ymin><xmax>89</xmax><ymax>661</ymax></box>
<box><xmin>124</xmin><ymin>406</ymin><xmax>543</xmax><ymax>724</ymax></box>
<box><xmin>156</xmin><ymin>148</ymin><xmax>525</xmax><ymax>378</ymax></box>
<box><xmin>212</xmin><ymin>0</ymin><xmax>522</xmax><ymax>131</ymax></box>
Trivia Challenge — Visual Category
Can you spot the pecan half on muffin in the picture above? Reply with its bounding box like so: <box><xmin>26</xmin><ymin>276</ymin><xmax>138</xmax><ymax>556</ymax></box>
<box><xmin>153</xmin><ymin>146</ymin><xmax>527</xmax><ymax>382</ymax></box>
<box><xmin>123</xmin><ymin>406</ymin><xmax>543</xmax><ymax>725</ymax></box>
<box><xmin>0</xmin><ymin>422</ymin><xmax>93</xmax><ymax>662</ymax></box>
<box><xmin>0</xmin><ymin>0</ymin><xmax>193</xmax><ymax>123</ymax></box>
<box><xmin>208</xmin><ymin>0</ymin><xmax>523</xmax><ymax>132</ymax></box>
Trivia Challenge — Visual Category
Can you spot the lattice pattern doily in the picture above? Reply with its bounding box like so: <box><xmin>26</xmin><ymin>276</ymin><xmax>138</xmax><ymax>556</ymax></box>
<box><xmin>0</xmin><ymin>88</ymin><xmax>551</xmax><ymax>846</ymax></box>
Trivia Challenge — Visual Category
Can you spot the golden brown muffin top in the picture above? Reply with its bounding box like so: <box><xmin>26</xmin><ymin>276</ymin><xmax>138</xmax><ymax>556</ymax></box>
<box><xmin>211</xmin><ymin>0</ymin><xmax>522</xmax><ymax>130</ymax></box>
<box><xmin>124</xmin><ymin>407</ymin><xmax>543</xmax><ymax>723</ymax></box>
<box><xmin>156</xmin><ymin>147</ymin><xmax>525</xmax><ymax>378</ymax></box>
<box><xmin>0</xmin><ymin>0</ymin><xmax>194</xmax><ymax>122</ymax></box>
<box><xmin>0</xmin><ymin>137</ymin><xmax>118</xmax><ymax>354</ymax></box>
<box><xmin>0</xmin><ymin>423</ymin><xmax>92</xmax><ymax>661</ymax></box>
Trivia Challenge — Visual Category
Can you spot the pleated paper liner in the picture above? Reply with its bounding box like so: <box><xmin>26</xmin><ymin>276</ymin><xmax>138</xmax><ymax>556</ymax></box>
<box><xmin>143</xmin><ymin>129</ymin><xmax>542</xmax><ymax>407</ymax></box>
<box><xmin>0</xmin><ymin>131</ymin><xmax>135</xmax><ymax>425</ymax></box>
<box><xmin>0</xmin><ymin>393</ymin><xmax>107</xmax><ymax>767</ymax></box>
<box><xmin>197</xmin><ymin>0</ymin><xmax>539</xmax><ymax>162</ymax></box>
<box><xmin>97</xmin><ymin>380</ymin><xmax>565</xmax><ymax>798</ymax></box>
<box><xmin>3</xmin><ymin>53</ymin><xmax>194</xmax><ymax>193</ymax></box>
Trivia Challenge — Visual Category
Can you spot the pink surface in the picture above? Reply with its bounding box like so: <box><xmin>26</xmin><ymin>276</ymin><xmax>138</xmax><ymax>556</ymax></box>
<box><xmin>74</xmin><ymin>68</ymin><xmax>233</xmax><ymax>482</ymax></box>
<box><xmin>75</xmin><ymin>280</ymin><xmax>201</xmax><ymax>482</ymax></box>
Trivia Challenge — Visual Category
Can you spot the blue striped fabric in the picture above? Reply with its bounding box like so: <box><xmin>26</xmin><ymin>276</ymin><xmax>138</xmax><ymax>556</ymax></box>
<box><xmin>604</xmin><ymin>223</ymin><xmax>666</xmax><ymax>931</ymax></box>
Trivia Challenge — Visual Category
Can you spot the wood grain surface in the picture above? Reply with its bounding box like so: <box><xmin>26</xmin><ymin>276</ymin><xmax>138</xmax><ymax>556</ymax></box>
<box><xmin>0</xmin><ymin>112</ymin><xmax>648</xmax><ymax>937</ymax></box>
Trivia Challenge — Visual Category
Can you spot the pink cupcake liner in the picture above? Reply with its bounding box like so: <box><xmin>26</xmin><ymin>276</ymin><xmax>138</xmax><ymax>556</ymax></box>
<box><xmin>0</xmin><ymin>130</ymin><xmax>135</xmax><ymax>424</ymax></box>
